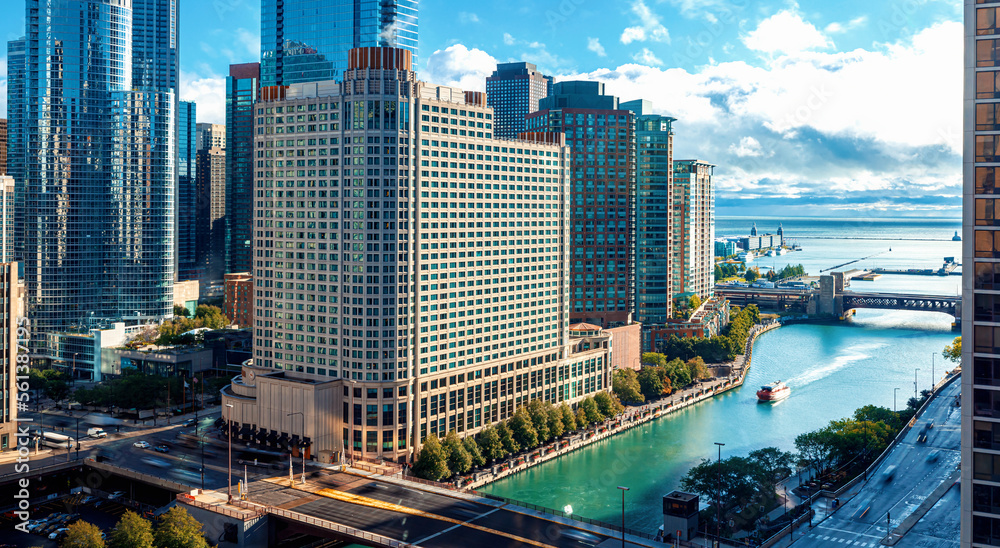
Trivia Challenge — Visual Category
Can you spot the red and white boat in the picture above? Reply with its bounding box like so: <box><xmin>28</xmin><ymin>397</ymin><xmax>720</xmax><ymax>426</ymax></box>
<box><xmin>757</xmin><ymin>381</ymin><xmax>790</xmax><ymax>402</ymax></box>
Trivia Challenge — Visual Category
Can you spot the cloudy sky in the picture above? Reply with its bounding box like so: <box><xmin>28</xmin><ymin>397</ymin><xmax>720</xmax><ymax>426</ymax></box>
<box><xmin>1</xmin><ymin>0</ymin><xmax>962</xmax><ymax>218</ymax></box>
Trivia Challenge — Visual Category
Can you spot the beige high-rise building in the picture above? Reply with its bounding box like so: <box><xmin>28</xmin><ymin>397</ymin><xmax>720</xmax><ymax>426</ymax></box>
<box><xmin>672</xmin><ymin>160</ymin><xmax>715</xmax><ymax>301</ymax></box>
<box><xmin>0</xmin><ymin>262</ymin><xmax>23</xmax><ymax>453</ymax></box>
<box><xmin>196</xmin><ymin>123</ymin><xmax>226</xmax><ymax>151</ymax></box>
<box><xmin>196</xmin><ymin>146</ymin><xmax>227</xmax><ymax>282</ymax></box>
<box><xmin>221</xmin><ymin>47</ymin><xmax>615</xmax><ymax>464</ymax></box>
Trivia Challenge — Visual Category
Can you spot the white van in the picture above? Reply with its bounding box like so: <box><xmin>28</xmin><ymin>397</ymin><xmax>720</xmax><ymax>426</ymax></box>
<box><xmin>87</xmin><ymin>427</ymin><xmax>107</xmax><ymax>439</ymax></box>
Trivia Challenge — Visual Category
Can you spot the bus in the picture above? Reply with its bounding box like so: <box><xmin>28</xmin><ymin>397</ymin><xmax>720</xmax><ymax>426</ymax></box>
<box><xmin>41</xmin><ymin>432</ymin><xmax>75</xmax><ymax>449</ymax></box>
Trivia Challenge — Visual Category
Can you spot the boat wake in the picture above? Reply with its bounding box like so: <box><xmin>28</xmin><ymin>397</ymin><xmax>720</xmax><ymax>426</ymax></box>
<box><xmin>784</xmin><ymin>342</ymin><xmax>888</xmax><ymax>388</ymax></box>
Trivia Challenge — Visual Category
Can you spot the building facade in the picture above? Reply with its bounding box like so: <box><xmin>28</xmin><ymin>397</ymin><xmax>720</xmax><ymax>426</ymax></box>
<box><xmin>226</xmin><ymin>63</ymin><xmax>260</xmax><ymax>276</ymax></box>
<box><xmin>221</xmin><ymin>47</ymin><xmax>615</xmax><ymax>464</ymax></box>
<box><xmin>224</xmin><ymin>273</ymin><xmax>253</xmax><ymax>328</ymax></box>
<box><xmin>14</xmin><ymin>0</ymin><xmax>177</xmax><ymax>343</ymax></box>
<box><xmin>197</xmin><ymin>123</ymin><xmax>226</xmax><ymax>151</ymax></box>
<box><xmin>0</xmin><ymin>118</ymin><xmax>7</xmax><ymax>175</ymax></box>
<box><xmin>197</xmin><ymin>144</ymin><xmax>227</xmax><ymax>284</ymax></box>
<box><xmin>260</xmin><ymin>0</ymin><xmax>418</xmax><ymax>87</ymax></box>
<box><xmin>0</xmin><ymin>177</ymin><xmax>15</xmax><ymax>264</ymax></box>
<box><xmin>965</xmin><ymin>1</ymin><xmax>1000</xmax><ymax>545</ymax></box>
<box><xmin>622</xmin><ymin>100</ymin><xmax>674</xmax><ymax>327</ymax></box>
<box><xmin>7</xmin><ymin>38</ymin><xmax>26</xmax><ymax>262</ymax></box>
<box><xmin>0</xmin><ymin>263</ymin><xmax>22</xmax><ymax>453</ymax></box>
<box><xmin>178</xmin><ymin>101</ymin><xmax>200</xmax><ymax>282</ymax></box>
<box><xmin>486</xmin><ymin>62</ymin><xmax>553</xmax><ymax>140</ymax></box>
<box><xmin>526</xmin><ymin>81</ymin><xmax>636</xmax><ymax>326</ymax></box>
<box><xmin>672</xmin><ymin>160</ymin><xmax>715</xmax><ymax>300</ymax></box>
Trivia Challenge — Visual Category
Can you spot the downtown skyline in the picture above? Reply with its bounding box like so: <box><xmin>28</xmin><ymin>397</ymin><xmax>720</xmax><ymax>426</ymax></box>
<box><xmin>0</xmin><ymin>0</ymin><xmax>963</xmax><ymax>218</ymax></box>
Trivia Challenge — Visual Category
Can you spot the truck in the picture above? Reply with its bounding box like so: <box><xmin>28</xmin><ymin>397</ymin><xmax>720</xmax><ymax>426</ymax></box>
<box><xmin>41</xmin><ymin>432</ymin><xmax>75</xmax><ymax>449</ymax></box>
<box><xmin>87</xmin><ymin>428</ymin><xmax>107</xmax><ymax>439</ymax></box>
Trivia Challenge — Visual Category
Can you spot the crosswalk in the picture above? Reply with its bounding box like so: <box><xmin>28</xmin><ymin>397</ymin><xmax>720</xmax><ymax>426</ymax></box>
<box><xmin>803</xmin><ymin>533</ymin><xmax>880</xmax><ymax>546</ymax></box>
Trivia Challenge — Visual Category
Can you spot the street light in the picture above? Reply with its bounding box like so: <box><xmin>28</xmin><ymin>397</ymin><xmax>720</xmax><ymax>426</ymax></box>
<box><xmin>225</xmin><ymin>403</ymin><xmax>234</xmax><ymax>502</ymax></box>
<box><xmin>287</xmin><ymin>412</ymin><xmax>305</xmax><ymax>485</ymax></box>
<box><xmin>931</xmin><ymin>353</ymin><xmax>936</xmax><ymax>393</ymax></box>
<box><xmin>715</xmin><ymin>442</ymin><xmax>725</xmax><ymax>540</ymax></box>
<box><xmin>914</xmin><ymin>368</ymin><xmax>920</xmax><ymax>400</ymax></box>
<box><xmin>72</xmin><ymin>353</ymin><xmax>79</xmax><ymax>385</ymax></box>
<box><xmin>616</xmin><ymin>486</ymin><xmax>629</xmax><ymax>548</ymax></box>
<box><xmin>894</xmin><ymin>388</ymin><xmax>900</xmax><ymax>413</ymax></box>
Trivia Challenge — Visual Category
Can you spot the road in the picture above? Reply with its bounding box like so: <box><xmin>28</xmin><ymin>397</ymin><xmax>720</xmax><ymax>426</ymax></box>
<box><xmin>791</xmin><ymin>380</ymin><xmax>961</xmax><ymax>548</ymax></box>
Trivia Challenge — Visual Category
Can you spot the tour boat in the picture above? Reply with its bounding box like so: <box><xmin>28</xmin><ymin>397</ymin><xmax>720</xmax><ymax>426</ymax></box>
<box><xmin>738</xmin><ymin>251</ymin><xmax>755</xmax><ymax>263</ymax></box>
<box><xmin>757</xmin><ymin>381</ymin><xmax>790</xmax><ymax>402</ymax></box>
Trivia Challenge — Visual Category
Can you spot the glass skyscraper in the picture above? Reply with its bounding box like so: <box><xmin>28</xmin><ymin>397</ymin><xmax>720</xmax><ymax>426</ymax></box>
<box><xmin>260</xmin><ymin>0</ymin><xmax>418</xmax><ymax>87</ymax></box>
<box><xmin>178</xmin><ymin>101</ymin><xmax>199</xmax><ymax>281</ymax></box>
<box><xmin>13</xmin><ymin>0</ymin><xmax>177</xmax><ymax>340</ymax></box>
<box><xmin>225</xmin><ymin>63</ymin><xmax>260</xmax><ymax>275</ymax></box>
<box><xmin>5</xmin><ymin>38</ymin><xmax>26</xmax><ymax>262</ymax></box>
<box><xmin>486</xmin><ymin>62</ymin><xmax>553</xmax><ymax>140</ymax></box>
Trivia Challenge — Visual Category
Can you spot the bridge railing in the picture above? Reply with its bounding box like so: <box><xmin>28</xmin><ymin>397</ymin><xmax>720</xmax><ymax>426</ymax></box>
<box><xmin>231</xmin><ymin>499</ymin><xmax>415</xmax><ymax>548</ymax></box>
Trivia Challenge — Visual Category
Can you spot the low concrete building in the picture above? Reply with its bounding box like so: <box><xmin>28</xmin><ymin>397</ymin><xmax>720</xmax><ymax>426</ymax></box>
<box><xmin>107</xmin><ymin>345</ymin><xmax>215</xmax><ymax>378</ymax></box>
<box><xmin>642</xmin><ymin>297</ymin><xmax>730</xmax><ymax>352</ymax></box>
<box><xmin>174</xmin><ymin>280</ymin><xmax>200</xmax><ymax>317</ymax></box>
<box><xmin>606</xmin><ymin>323</ymin><xmax>642</xmax><ymax>371</ymax></box>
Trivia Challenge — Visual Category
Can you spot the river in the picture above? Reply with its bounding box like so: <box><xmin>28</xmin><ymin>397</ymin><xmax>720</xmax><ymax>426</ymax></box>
<box><xmin>479</xmin><ymin>216</ymin><xmax>962</xmax><ymax>534</ymax></box>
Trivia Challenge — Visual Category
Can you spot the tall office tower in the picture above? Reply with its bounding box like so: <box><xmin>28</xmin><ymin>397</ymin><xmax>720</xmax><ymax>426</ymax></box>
<box><xmin>672</xmin><ymin>160</ymin><xmax>715</xmax><ymax>300</ymax></box>
<box><xmin>965</xmin><ymin>1</ymin><xmax>1000</xmax><ymax>544</ymax></box>
<box><xmin>0</xmin><ymin>119</ymin><xmax>7</xmax><ymax>174</ymax></box>
<box><xmin>226</xmin><ymin>63</ymin><xmax>260</xmax><ymax>276</ymax></box>
<box><xmin>221</xmin><ymin>47</ymin><xmax>613</xmax><ymax>464</ymax></box>
<box><xmin>6</xmin><ymin>38</ymin><xmax>26</xmax><ymax>261</ymax></box>
<box><xmin>196</xmin><ymin>123</ymin><xmax>226</xmax><ymax>150</ymax></box>
<box><xmin>196</xmin><ymin>144</ymin><xmax>227</xmax><ymax>284</ymax></box>
<box><xmin>0</xmin><ymin>177</ymin><xmax>15</xmax><ymax>263</ymax></box>
<box><xmin>260</xmin><ymin>0</ymin><xmax>418</xmax><ymax>87</ymax></box>
<box><xmin>620</xmin><ymin>100</ymin><xmax>674</xmax><ymax>330</ymax></box>
<box><xmin>486</xmin><ymin>62</ymin><xmax>553</xmax><ymax>140</ymax></box>
<box><xmin>177</xmin><ymin>101</ymin><xmax>199</xmax><ymax>282</ymax></box>
<box><xmin>14</xmin><ymin>0</ymin><xmax>176</xmax><ymax>342</ymax></box>
<box><xmin>526</xmin><ymin>81</ymin><xmax>636</xmax><ymax>326</ymax></box>
<box><xmin>0</xmin><ymin>262</ymin><xmax>22</xmax><ymax>453</ymax></box>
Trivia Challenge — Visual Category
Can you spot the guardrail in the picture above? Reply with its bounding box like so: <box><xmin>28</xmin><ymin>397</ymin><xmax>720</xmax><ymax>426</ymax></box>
<box><xmin>230</xmin><ymin>499</ymin><xmax>414</xmax><ymax>547</ymax></box>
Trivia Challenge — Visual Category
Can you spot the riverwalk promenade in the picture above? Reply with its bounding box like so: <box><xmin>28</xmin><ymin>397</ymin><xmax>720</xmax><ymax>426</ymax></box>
<box><xmin>464</xmin><ymin>320</ymin><xmax>782</xmax><ymax>491</ymax></box>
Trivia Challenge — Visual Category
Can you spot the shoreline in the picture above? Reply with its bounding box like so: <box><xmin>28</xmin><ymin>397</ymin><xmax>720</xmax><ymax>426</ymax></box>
<box><xmin>464</xmin><ymin>320</ymin><xmax>782</xmax><ymax>491</ymax></box>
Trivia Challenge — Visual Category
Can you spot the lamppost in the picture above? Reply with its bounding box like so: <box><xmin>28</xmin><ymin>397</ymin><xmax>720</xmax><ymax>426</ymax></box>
<box><xmin>72</xmin><ymin>353</ymin><xmax>79</xmax><ymax>385</ymax></box>
<box><xmin>287</xmin><ymin>411</ymin><xmax>305</xmax><ymax>485</ymax></box>
<box><xmin>617</xmin><ymin>486</ymin><xmax>629</xmax><ymax>548</ymax></box>
<box><xmin>715</xmin><ymin>442</ymin><xmax>725</xmax><ymax>540</ymax></box>
<box><xmin>225</xmin><ymin>403</ymin><xmax>234</xmax><ymax>502</ymax></box>
<box><xmin>75</xmin><ymin>416</ymin><xmax>80</xmax><ymax>461</ymax></box>
<box><xmin>198</xmin><ymin>412</ymin><xmax>205</xmax><ymax>491</ymax></box>
<box><xmin>931</xmin><ymin>353</ymin><xmax>935</xmax><ymax>393</ymax></box>
<box><xmin>894</xmin><ymin>388</ymin><xmax>900</xmax><ymax>413</ymax></box>
<box><xmin>914</xmin><ymin>368</ymin><xmax>920</xmax><ymax>400</ymax></box>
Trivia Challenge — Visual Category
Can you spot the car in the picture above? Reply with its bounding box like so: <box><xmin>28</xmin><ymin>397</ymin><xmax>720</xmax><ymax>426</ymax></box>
<box><xmin>48</xmin><ymin>528</ymin><xmax>69</xmax><ymax>540</ymax></box>
<box><xmin>133</xmin><ymin>441</ymin><xmax>150</xmax><ymax>449</ymax></box>
<box><xmin>927</xmin><ymin>449</ymin><xmax>941</xmax><ymax>463</ymax></box>
<box><xmin>141</xmin><ymin>456</ymin><xmax>169</xmax><ymax>468</ymax></box>
<box><xmin>153</xmin><ymin>445</ymin><xmax>170</xmax><ymax>453</ymax></box>
<box><xmin>171</xmin><ymin>468</ymin><xmax>202</xmax><ymax>483</ymax></box>
<box><xmin>108</xmin><ymin>491</ymin><xmax>127</xmax><ymax>501</ymax></box>
<box><xmin>182</xmin><ymin>418</ymin><xmax>197</xmax><ymax>427</ymax></box>
<box><xmin>79</xmin><ymin>495</ymin><xmax>97</xmax><ymax>505</ymax></box>
<box><xmin>882</xmin><ymin>465</ymin><xmax>897</xmax><ymax>482</ymax></box>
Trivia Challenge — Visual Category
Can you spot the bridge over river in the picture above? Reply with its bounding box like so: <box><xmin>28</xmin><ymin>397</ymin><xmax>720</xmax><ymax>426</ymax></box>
<box><xmin>715</xmin><ymin>271</ymin><xmax>961</xmax><ymax>326</ymax></box>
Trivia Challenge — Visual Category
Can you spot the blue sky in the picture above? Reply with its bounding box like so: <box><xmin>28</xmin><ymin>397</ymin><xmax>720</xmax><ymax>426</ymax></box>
<box><xmin>0</xmin><ymin>0</ymin><xmax>963</xmax><ymax>217</ymax></box>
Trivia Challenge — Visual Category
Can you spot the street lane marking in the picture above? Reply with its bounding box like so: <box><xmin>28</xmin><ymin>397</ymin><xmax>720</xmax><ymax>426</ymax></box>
<box><xmin>314</xmin><ymin>488</ymin><xmax>558</xmax><ymax>548</ymax></box>
<box><xmin>411</xmin><ymin>507</ymin><xmax>501</xmax><ymax>545</ymax></box>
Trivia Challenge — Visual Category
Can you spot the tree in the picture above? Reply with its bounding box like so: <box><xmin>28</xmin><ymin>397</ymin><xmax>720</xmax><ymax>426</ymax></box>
<box><xmin>526</xmin><ymin>400</ymin><xmax>551</xmax><ymax>442</ymax></box>
<box><xmin>680</xmin><ymin>456</ymin><xmax>760</xmax><ymax>516</ymax></box>
<box><xmin>63</xmin><ymin>520</ymin><xmax>105</xmax><ymax>548</ymax></box>
<box><xmin>509</xmin><ymin>408</ymin><xmax>539</xmax><ymax>450</ymax></box>
<box><xmin>463</xmin><ymin>436</ymin><xmax>486</xmax><ymax>468</ymax></box>
<box><xmin>547</xmin><ymin>406</ymin><xmax>565</xmax><ymax>439</ymax></box>
<box><xmin>943</xmin><ymin>336</ymin><xmax>961</xmax><ymax>363</ymax></box>
<box><xmin>686</xmin><ymin>357</ymin><xmax>710</xmax><ymax>380</ymax></box>
<box><xmin>641</xmin><ymin>352</ymin><xmax>667</xmax><ymax>367</ymax></box>
<box><xmin>45</xmin><ymin>379</ymin><xmax>71</xmax><ymax>403</ymax></box>
<box><xmin>108</xmin><ymin>511</ymin><xmax>154</xmax><ymax>548</ymax></box>
<box><xmin>744</xmin><ymin>269</ymin><xmax>759</xmax><ymax>283</ymax></box>
<box><xmin>689</xmin><ymin>295</ymin><xmax>702</xmax><ymax>311</ymax></box>
<box><xmin>575</xmin><ymin>406</ymin><xmax>588</xmax><ymax>428</ymax></box>
<box><xmin>442</xmin><ymin>430</ymin><xmax>472</xmax><ymax>475</ymax></box>
<box><xmin>636</xmin><ymin>367</ymin><xmax>663</xmax><ymax>401</ymax></box>
<box><xmin>580</xmin><ymin>397</ymin><xmax>604</xmax><ymax>425</ymax></box>
<box><xmin>476</xmin><ymin>426</ymin><xmax>505</xmax><ymax>462</ymax></box>
<box><xmin>560</xmin><ymin>403</ymin><xmax>578</xmax><ymax>432</ymax></box>
<box><xmin>153</xmin><ymin>506</ymin><xmax>209</xmax><ymax>548</ymax></box>
<box><xmin>663</xmin><ymin>358</ymin><xmax>692</xmax><ymax>388</ymax></box>
<box><xmin>747</xmin><ymin>447</ymin><xmax>794</xmax><ymax>494</ymax></box>
<box><xmin>172</xmin><ymin>304</ymin><xmax>190</xmax><ymax>318</ymax></box>
<box><xmin>194</xmin><ymin>305</ymin><xmax>229</xmax><ymax>329</ymax></box>
<box><xmin>854</xmin><ymin>405</ymin><xmax>903</xmax><ymax>431</ymax></box>
<box><xmin>497</xmin><ymin>421</ymin><xmax>520</xmax><ymax>455</ymax></box>
<box><xmin>413</xmin><ymin>435</ymin><xmax>451</xmax><ymax>480</ymax></box>
<box><xmin>594</xmin><ymin>391</ymin><xmax>624</xmax><ymax>417</ymax></box>
<box><xmin>613</xmin><ymin>368</ymin><xmax>644</xmax><ymax>404</ymax></box>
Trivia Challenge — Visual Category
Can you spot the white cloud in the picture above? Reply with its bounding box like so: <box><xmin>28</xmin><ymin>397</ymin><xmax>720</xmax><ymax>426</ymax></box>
<box><xmin>588</xmin><ymin>37</ymin><xmax>607</xmax><ymax>57</ymax></box>
<box><xmin>633</xmin><ymin>48</ymin><xmax>664</xmax><ymax>66</ymax></box>
<box><xmin>825</xmin><ymin>16</ymin><xmax>868</xmax><ymax>34</ymax></box>
<box><xmin>458</xmin><ymin>12</ymin><xmax>479</xmax><ymax>24</ymax></box>
<box><xmin>742</xmin><ymin>10</ymin><xmax>834</xmax><ymax>54</ymax></box>
<box><xmin>423</xmin><ymin>44</ymin><xmax>498</xmax><ymax>92</ymax></box>
<box><xmin>503</xmin><ymin>33</ymin><xmax>515</xmax><ymax>46</ymax></box>
<box><xmin>553</xmin><ymin>21</ymin><xmax>962</xmax><ymax>213</ymax></box>
<box><xmin>0</xmin><ymin>57</ymin><xmax>7</xmax><ymax>119</ymax></box>
<box><xmin>620</xmin><ymin>0</ymin><xmax>670</xmax><ymax>45</ymax></box>
<box><xmin>180</xmin><ymin>70</ymin><xmax>226</xmax><ymax>125</ymax></box>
